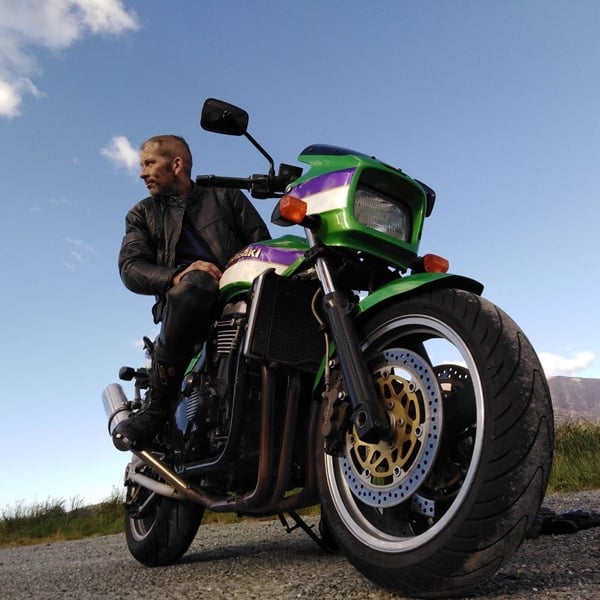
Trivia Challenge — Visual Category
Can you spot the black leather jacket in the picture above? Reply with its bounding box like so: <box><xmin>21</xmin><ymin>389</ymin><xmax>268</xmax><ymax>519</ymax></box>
<box><xmin>118</xmin><ymin>183</ymin><xmax>270</xmax><ymax>321</ymax></box>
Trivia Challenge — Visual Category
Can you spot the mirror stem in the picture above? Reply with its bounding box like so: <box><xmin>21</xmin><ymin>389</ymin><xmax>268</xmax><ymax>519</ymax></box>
<box><xmin>244</xmin><ymin>131</ymin><xmax>275</xmax><ymax>176</ymax></box>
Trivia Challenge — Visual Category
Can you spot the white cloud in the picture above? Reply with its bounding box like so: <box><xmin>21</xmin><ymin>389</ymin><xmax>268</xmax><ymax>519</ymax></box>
<box><xmin>0</xmin><ymin>0</ymin><xmax>139</xmax><ymax>118</ymax></box>
<box><xmin>0</xmin><ymin>79</ymin><xmax>22</xmax><ymax>118</ymax></box>
<box><xmin>539</xmin><ymin>351</ymin><xmax>595</xmax><ymax>378</ymax></box>
<box><xmin>66</xmin><ymin>237</ymin><xmax>95</xmax><ymax>252</ymax></box>
<box><xmin>101</xmin><ymin>135</ymin><xmax>138</xmax><ymax>173</ymax></box>
<box><xmin>0</xmin><ymin>77</ymin><xmax>41</xmax><ymax>118</ymax></box>
<box><xmin>63</xmin><ymin>237</ymin><xmax>95</xmax><ymax>271</ymax></box>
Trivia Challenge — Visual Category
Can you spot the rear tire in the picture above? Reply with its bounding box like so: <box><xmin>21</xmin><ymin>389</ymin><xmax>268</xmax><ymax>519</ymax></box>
<box><xmin>124</xmin><ymin>477</ymin><xmax>203</xmax><ymax>566</ymax></box>
<box><xmin>316</xmin><ymin>288</ymin><xmax>553</xmax><ymax>598</ymax></box>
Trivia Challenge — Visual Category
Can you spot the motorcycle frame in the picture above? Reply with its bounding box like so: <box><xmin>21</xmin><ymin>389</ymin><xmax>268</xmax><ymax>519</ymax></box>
<box><xmin>129</xmin><ymin>366</ymin><xmax>323</xmax><ymax>517</ymax></box>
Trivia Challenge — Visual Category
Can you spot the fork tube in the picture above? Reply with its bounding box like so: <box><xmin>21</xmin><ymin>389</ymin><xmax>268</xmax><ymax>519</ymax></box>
<box><xmin>306</xmin><ymin>229</ymin><xmax>336</xmax><ymax>294</ymax></box>
<box><xmin>305</xmin><ymin>228</ymin><xmax>390</xmax><ymax>442</ymax></box>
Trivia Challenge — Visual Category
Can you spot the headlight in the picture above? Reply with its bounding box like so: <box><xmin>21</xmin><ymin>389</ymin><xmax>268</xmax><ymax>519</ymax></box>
<box><xmin>353</xmin><ymin>186</ymin><xmax>411</xmax><ymax>242</ymax></box>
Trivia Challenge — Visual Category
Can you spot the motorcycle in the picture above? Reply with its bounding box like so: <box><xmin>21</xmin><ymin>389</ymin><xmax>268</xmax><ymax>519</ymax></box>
<box><xmin>102</xmin><ymin>98</ymin><xmax>554</xmax><ymax>597</ymax></box>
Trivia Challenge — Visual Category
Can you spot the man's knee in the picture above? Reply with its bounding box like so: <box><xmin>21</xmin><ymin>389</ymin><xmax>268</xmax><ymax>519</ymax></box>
<box><xmin>166</xmin><ymin>270</ymin><xmax>219</xmax><ymax>313</ymax></box>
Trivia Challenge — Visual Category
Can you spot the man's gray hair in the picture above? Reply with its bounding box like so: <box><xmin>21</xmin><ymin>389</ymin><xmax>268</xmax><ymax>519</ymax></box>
<box><xmin>141</xmin><ymin>135</ymin><xmax>193</xmax><ymax>177</ymax></box>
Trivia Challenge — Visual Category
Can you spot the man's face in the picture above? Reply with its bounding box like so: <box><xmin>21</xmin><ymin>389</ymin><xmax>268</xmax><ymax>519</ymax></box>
<box><xmin>139</xmin><ymin>142</ymin><xmax>177</xmax><ymax>196</ymax></box>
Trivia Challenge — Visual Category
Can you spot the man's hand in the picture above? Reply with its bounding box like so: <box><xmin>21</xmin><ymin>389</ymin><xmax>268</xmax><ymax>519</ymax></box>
<box><xmin>172</xmin><ymin>260</ymin><xmax>223</xmax><ymax>286</ymax></box>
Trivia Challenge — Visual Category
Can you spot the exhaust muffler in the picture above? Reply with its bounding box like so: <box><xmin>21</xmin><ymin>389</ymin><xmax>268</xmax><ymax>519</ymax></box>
<box><xmin>101</xmin><ymin>383</ymin><xmax>213</xmax><ymax>504</ymax></box>
<box><xmin>101</xmin><ymin>383</ymin><xmax>132</xmax><ymax>451</ymax></box>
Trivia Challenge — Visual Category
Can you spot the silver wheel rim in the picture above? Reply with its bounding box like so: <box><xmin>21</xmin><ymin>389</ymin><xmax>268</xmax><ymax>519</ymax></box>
<box><xmin>325</xmin><ymin>314</ymin><xmax>485</xmax><ymax>553</ymax></box>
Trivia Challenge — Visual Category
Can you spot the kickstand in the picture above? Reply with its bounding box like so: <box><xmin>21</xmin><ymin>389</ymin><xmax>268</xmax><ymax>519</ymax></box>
<box><xmin>277</xmin><ymin>511</ymin><xmax>336</xmax><ymax>553</ymax></box>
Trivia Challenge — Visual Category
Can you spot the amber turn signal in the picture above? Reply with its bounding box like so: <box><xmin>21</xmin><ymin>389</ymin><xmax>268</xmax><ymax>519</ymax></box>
<box><xmin>422</xmin><ymin>254</ymin><xmax>449</xmax><ymax>273</ymax></box>
<box><xmin>279</xmin><ymin>195</ymin><xmax>308</xmax><ymax>224</ymax></box>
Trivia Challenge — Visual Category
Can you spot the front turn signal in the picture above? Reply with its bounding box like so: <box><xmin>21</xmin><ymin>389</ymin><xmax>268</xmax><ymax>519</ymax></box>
<box><xmin>422</xmin><ymin>254</ymin><xmax>450</xmax><ymax>273</ymax></box>
<box><xmin>279</xmin><ymin>195</ymin><xmax>308</xmax><ymax>224</ymax></box>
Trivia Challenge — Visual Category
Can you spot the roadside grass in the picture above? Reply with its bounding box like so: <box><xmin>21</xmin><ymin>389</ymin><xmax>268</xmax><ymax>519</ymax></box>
<box><xmin>2</xmin><ymin>422</ymin><xmax>598</xmax><ymax>548</ymax></box>
<box><xmin>545</xmin><ymin>421</ymin><xmax>600</xmax><ymax>494</ymax></box>
<box><xmin>0</xmin><ymin>491</ymin><xmax>124</xmax><ymax>548</ymax></box>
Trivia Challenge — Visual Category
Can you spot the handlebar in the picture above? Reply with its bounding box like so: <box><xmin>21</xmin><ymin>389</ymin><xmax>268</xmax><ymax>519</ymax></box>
<box><xmin>196</xmin><ymin>174</ymin><xmax>254</xmax><ymax>190</ymax></box>
<box><xmin>195</xmin><ymin>174</ymin><xmax>289</xmax><ymax>199</ymax></box>
<box><xmin>196</xmin><ymin>163</ymin><xmax>302</xmax><ymax>200</ymax></box>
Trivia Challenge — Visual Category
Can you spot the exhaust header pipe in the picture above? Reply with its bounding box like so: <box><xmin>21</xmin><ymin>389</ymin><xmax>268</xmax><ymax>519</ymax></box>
<box><xmin>102</xmin><ymin>383</ymin><xmax>132</xmax><ymax>451</ymax></box>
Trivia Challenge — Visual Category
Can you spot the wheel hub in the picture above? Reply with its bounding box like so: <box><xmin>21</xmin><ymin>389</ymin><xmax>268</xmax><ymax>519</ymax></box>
<box><xmin>341</xmin><ymin>348</ymin><xmax>443</xmax><ymax>507</ymax></box>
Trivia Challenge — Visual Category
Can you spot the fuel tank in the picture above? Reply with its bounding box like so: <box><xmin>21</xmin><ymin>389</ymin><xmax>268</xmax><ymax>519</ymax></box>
<box><xmin>219</xmin><ymin>235</ymin><xmax>308</xmax><ymax>291</ymax></box>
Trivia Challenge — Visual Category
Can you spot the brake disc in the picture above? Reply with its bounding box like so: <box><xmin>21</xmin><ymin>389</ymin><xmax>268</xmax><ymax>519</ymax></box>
<box><xmin>341</xmin><ymin>348</ymin><xmax>443</xmax><ymax>508</ymax></box>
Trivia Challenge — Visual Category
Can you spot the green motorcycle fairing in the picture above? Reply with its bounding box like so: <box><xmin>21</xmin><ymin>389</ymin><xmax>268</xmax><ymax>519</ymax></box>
<box><xmin>287</xmin><ymin>145</ymin><xmax>429</xmax><ymax>268</ymax></box>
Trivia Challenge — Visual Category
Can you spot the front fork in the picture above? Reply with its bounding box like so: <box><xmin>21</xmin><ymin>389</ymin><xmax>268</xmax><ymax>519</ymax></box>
<box><xmin>306</xmin><ymin>229</ymin><xmax>390</xmax><ymax>442</ymax></box>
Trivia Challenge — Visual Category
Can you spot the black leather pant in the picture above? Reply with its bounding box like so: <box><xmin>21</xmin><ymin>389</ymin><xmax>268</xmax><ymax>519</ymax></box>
<box><xmin>155</xmin><ymin>269</ymin><xmax>219</xmax><ymax>367</ymax></box>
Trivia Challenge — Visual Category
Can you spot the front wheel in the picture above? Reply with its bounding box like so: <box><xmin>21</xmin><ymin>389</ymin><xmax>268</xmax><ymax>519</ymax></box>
<box><xmin>316</xmin><ymin>288</ymin><xmax>553</xmax><ymax>598</ymax></box>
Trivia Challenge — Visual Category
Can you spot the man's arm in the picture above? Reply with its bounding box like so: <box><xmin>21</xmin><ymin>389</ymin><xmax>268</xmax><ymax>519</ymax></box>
<box><xmin>118</xmin><ymin>203</ymin><xmax>179</xmax><ymax>296</ymax></box>
<box><xmin>230</xmin><ymin>189</ymin><xmax>271</xmax><ymax>244</ymax></box>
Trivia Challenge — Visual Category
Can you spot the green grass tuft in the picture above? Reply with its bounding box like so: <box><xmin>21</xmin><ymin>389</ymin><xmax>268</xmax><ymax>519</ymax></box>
<box><xmin>0</xmin><ymin>489</ymin><xmax>124</xmax><ymax>548</ymax></box>
<box><xmin>547</xmin><ymin>421</ymin><xmax>600</xmax><ymax>493</ymax></box>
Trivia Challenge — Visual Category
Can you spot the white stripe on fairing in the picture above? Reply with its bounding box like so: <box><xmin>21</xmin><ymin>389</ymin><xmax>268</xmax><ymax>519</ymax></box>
<box><xmin>301</xmin><ymin>185</ymin><xmax>350</xmax><ymax>213</ymax></box>
<box><xmin>219</xmin><ymin>259</ymin><xmax>290</xmax><ymax>289</ymax></box>
<box><xmin>219</xmin><ymin>186</ymin><xmax>350</xmax><ymax>290</ymax></box>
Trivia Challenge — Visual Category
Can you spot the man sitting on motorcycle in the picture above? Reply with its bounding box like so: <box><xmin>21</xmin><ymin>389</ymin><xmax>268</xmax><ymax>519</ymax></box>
<box><xmin>114</xmin><ymin>134</ymin><xmax>270</xmax><ymax>448</ymax></box>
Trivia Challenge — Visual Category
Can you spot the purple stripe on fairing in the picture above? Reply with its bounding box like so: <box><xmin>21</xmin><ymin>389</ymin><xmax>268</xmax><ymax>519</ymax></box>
<box><xmin>292</xmin><ymin>168</ymin><xmax>356</xmax><ymax>198</ymax></box>
<box><xmin>227</xmin><ymin>244</ymin><xmax>305</xmax><ymax>267</ymax></box>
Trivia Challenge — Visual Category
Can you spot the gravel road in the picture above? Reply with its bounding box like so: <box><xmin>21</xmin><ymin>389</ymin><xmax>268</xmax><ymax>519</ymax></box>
<box><xmin>1</xmin><ymin>490</ymin><xmax>598</xmax><ymax>599</ymax></box>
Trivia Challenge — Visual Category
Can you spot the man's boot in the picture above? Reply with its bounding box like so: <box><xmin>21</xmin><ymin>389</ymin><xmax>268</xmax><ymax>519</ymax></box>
<box><xmin>113</xmin><ymin>359</ymin><xmax>184</xmax><ymax>449</ymax></box>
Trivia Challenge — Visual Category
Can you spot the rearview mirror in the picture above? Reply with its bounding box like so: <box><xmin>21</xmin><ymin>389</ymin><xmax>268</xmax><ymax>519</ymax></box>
<box><xmin>200</xmin><ymin>98</ymin><xmax>249</xmax><ymax>136</ymax></box>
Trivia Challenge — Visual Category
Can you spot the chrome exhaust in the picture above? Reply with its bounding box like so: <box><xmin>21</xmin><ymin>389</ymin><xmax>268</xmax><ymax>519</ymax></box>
<box><xmin>101</xmin><ymin>384</ymin><xmax>214</xmax><ymax>505</ymax></box>
<box><xmin>126</xmin><ymin>456</ymin><xmax>186</xmax><ymax>500</ymax></box>
<box><xmin>101</xmin><ymin>383</ymin><xmax>132</xmax><ymax>451</ymax></box>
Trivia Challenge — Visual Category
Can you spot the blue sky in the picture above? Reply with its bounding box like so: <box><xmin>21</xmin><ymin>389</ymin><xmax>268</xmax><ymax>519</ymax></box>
<box><xmin>0</xmin><ymin>0</ymin><xmax>598</xmax><ymax>512</ymax></box>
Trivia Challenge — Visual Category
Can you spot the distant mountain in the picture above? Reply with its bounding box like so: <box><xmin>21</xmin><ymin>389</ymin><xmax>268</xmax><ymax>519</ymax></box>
<box><xmin>548</xmin><ymin>376</ymin><xmax>600</xmax><ymax>425</ymax></box>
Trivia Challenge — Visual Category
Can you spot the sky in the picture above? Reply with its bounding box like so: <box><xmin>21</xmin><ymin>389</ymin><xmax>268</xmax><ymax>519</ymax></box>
<box><xmin>0</xmin><ymin>0</ymin><xmax>598</xmax><ymax>512</ymax></box>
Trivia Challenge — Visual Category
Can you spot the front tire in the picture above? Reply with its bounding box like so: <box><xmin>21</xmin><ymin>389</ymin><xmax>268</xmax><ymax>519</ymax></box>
<box><xmin>317</xmin><ymin>288</ymin><xmax>553</xmax><ymax>598</ymax></box>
